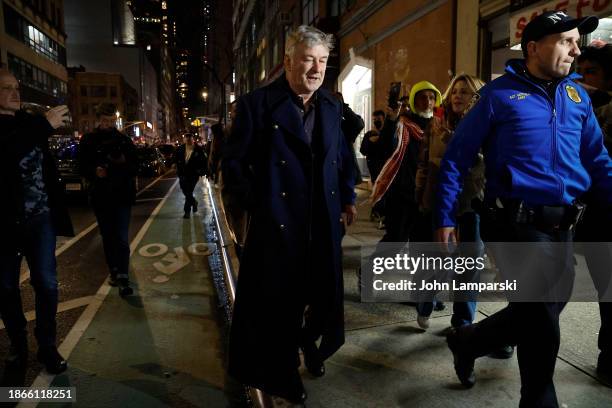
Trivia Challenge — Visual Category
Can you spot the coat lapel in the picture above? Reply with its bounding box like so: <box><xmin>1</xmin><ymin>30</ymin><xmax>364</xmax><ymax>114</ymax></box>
<box><xmin>267</xmin><ymin>77</ymin><xmax>309</xmax><ymax>146</ymax></box>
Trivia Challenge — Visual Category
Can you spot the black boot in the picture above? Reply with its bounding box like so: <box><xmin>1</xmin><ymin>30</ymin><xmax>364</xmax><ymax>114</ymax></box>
<box><xmin>118</xmin><ymin>279</ymin><xmax>133</xmax><ymax>296</ymax></box>
<box><xmin>301</xmin><ymin>340</ymin><xmax>325</xmax><ymax>377</ymax></box>
<box><xmin>5</xmin><ymin>338</ymin><xmax>28</xmax><ymax>367</ymax></box>
<box><xmin>446</xmin><ymin>327</ymin><xmax>476</xmax><ymax>388</ymax></box>
<box><xmin>37</xmin><ymin>346</ymin><xmax>67</xmax><ymax>374</ymax></box>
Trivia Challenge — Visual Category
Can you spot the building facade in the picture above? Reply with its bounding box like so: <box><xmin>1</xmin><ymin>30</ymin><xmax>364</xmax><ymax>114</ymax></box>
<box><xmin>0</xmin><ymin>0</ymin><xmax>68</xmax><ymax>106</ymax></box>
<box><xmin>68</xmin><ymin>69</ymin><xmax>138</xmax><ymax>137</ymax></box>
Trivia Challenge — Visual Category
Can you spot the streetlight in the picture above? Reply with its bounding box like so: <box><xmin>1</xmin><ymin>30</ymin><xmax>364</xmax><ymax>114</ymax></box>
<box><xmin>115</xmin><ymin>110</ymin><xmax>122</xmax><ymax>130</ymax></box>
<box><xmin>202</xmin><ymin>89</ymin><xmax>208</xmax><ymax>102</ymax></box>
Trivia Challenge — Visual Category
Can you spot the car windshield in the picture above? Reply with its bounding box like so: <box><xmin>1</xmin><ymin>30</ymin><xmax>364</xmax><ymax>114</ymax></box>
<box><xmin>53</xmin><ymin>144</ymin><xmax>79</xmax><ymax>160</ymax></box>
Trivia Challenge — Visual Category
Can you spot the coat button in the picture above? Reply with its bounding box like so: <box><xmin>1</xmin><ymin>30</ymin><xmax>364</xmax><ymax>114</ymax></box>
<box><xmin>279</xmin><ymin>224</ymin><xmax>286</xmax><ymax>230</ymax></box>
<box><xmin>331</xmin><ymin>160</ymin><xmax>336</xmax><ymax>165</ymax></box>
<box><xmin>273</xmin><ymin>124</ymin><xmax>279</xmax><ymax>129</ymax></box>
<box><xmin>280</xmin><ymin>160</ymin><xmax>287</xmax><ymax>166</ymax></box>
<box><xmin>339</xmin><ymin>217</ymin><xmax>343</xmax><ymax>223</ymax></box>
<box><xmin>331</xmin><ymin>190</ymin><xmax>336</xmax><ymax>195</ymax></box>
<box><xmin>280</xmin><ymin>192</ymin><xmax>287</xmax><ymax>198</ymax></box>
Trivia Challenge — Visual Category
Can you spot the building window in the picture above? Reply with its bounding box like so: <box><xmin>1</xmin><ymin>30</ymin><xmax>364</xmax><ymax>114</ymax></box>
<box><xmin>81</xmin><ymin>103</ymin><xmax>89</xmax><ymax>114</ymax></box>
<box><xmin>80</xmin><ymin>85</ymin><xmax>88</xmax><ymax>96</ymax></box>
<box><xmin>3</xmin><ymin>4</ymin><xmax>67</xmax><ymax>66</ymax></box>
<box><xmin>7</xmin><ymin>53</ymin><xmax>67</xmax><ymax>98</ymax></box>
<box><xmin>90</xmin><ymin>86</ymin><xmax>107</xmax><ymax>97</ymax></box>
<box><xmin>110</xmin><ymin>86</ymin><xmax>117</xmax><ymax>97</ymax></box>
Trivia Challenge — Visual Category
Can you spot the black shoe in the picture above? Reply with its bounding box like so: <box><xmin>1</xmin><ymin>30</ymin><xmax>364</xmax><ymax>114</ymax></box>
<box><xmin>434</xmin><ymin>301</ymin><xmax>446</xmax><ymax>311</ymax></box>
<box><xmin>446</xmin><ymin>328</ymin><xmax>476</xmax><ymax>388</ymax></box>
<box><xmin>118</xmin><ymin>280</ymin><xmax>134</xmax><ymax>296</ymax></box>
<box><xmin>301</xmin><ymin>341</ymin><xmax>325</xmax><ymax>377</ymax></box>
<box><xmin>488</xmin><ymin>345</ymin><xmax>515</xmax><ymax>359</ymax></box>
<box><xmin>5</xmin><ymin>340</ymin><xmax>28</xmax><ymax>366</ymax></box>
<box><xmin>279</xmin><ymin>372</ymin><xmax>307</xmax><ymax>404</ymax></box>
<box><xmin>597</xmin><ymin>352</ymin><xmax>612</xmax><ymax>387</ymax></box>
<box><xmin>192</xmin><ymin>201</ymin><xmax>198</xmax><ymax>213</ymax></box>
<box><xmin>183</xmin><ymin>212</ymin><xmax>190</xmax><ymax>219</ymax></box>
<box><xmin>37</xmin><ymin>347</ymin><xmax>67</xmax><ymax>374</ymax></box>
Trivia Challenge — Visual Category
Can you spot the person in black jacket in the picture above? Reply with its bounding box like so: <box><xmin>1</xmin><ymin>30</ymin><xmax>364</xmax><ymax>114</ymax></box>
<box><xmin>79</xmin><ymin>102</ymin><xmax>137</xmax><ymax>296</ymax></box>
<box><xmin>0</xmin><ymin>69</ymin><xmax>73</xmax><ymax>375</ymax></box>
<box><xmin>335</xmin><ymin>92</ymin><xmax>365</xmax><ymax>185</ymax></box>
<box><xmin>174</xmin><ymin>133</ymin><xmax>207</xmax><ymax>218</ymax></box>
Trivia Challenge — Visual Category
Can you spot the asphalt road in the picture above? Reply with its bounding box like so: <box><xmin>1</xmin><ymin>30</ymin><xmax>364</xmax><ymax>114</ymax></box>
<box><xmin>0</xmin><ymin>173</ymin><xmax>177</xmax><ymax>390</ymax></box>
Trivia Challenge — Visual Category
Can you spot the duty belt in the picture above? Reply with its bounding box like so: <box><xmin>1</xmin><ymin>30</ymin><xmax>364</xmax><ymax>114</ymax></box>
<box><xmin>484</xmin><ymin>198</ymin><xmax>586</xmax><ymax>232</ymax></box>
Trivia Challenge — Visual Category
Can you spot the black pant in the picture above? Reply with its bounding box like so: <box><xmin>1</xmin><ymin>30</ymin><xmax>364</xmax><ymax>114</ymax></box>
<box><xmin>470</xmin><ymin>223</ymin><xmax>574</xmax><ymax>408</ymax></box>
<box><xmin>180</xmin><ymin>177</ymin><xmax>199</xmax><ymax>213</ymax></box>
<box><xmin>94</xmin><ymin>205</ymin><xmax>131</xmax><ymax>281</ymax></box>
<box><xmin>381</xmin><ymin>198</ymin><xmax>418</xmax><ymax>243</ymax></box>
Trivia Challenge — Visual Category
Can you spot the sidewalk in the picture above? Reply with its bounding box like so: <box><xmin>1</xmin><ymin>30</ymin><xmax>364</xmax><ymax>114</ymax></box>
<box><xmin>303</xmin><ymin>183</ymin><xmax>612</xmax><ymax>407</ymax></box>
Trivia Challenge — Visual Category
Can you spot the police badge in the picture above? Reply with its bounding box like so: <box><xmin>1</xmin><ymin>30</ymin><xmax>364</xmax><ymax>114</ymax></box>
<box><xmin>565</xmin><ymin>85</ymin><xmax>581</xmax><ymax>103</ymax></box>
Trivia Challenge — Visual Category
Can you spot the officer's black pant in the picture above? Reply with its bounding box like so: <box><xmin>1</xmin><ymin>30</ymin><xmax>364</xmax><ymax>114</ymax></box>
<box><xmin>179</xmin><ymin>177</ymin><xmax>199</xmax><ymax>214</ymax></box>
<box><xmin>471</xmin><ymin>223</ymin><xmax>574</xmax><ymax>408</ymax></box>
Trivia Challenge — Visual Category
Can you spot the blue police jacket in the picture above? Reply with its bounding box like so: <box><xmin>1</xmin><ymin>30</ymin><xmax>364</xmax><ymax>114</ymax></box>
<box><xmin>436</xmin><ymin>59</ymin><xmax>612</xmax><ymax>228</ymax></box>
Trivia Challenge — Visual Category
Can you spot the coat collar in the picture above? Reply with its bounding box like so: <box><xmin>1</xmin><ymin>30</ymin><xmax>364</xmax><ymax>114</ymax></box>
<box><xmin>266</xmin><ymin>75</ymin><xmax>339</xmax><ymax>154</ymax></box>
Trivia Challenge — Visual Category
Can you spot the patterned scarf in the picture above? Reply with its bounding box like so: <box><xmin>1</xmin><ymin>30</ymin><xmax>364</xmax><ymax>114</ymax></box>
<box><xmin>370</xmin><ymin>118</ymin><xmax>424</xmax><ymax>204</ymax></box>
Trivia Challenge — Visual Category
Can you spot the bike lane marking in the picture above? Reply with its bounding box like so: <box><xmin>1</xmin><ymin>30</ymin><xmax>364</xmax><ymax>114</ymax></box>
<box><xmin>17</xmin><ymin>179</ymin><xmax>179</xmax><ymax>408</ymax></box>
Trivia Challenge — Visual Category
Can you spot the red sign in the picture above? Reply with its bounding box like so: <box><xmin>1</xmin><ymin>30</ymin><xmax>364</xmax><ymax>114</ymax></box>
<box><xmin>510</xmin><ymin>0</ymin><xmax>612</xmax><ymax>46</ymax></box>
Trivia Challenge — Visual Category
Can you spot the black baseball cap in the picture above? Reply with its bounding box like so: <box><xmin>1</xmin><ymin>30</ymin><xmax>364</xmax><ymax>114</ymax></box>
<box><xmin>521</xmin><ymin>11</ymin><xmax>599</xmax><ymax>50</ymax></box>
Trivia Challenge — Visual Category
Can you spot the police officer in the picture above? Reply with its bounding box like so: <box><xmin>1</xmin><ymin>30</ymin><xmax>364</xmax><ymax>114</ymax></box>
<box><xmin>79</xmin><ymin>103</ymin><xmax>137</xmax><ymax>296</ymax></box>
<box><xmin>434</xmin><ymin>12</ymin><xmax>612</xmax><ymax>407</ymax></box>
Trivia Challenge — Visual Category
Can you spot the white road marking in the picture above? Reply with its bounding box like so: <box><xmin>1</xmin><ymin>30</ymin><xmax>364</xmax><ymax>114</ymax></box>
<box><xmin>18</xmin><ymin>173</ymin><xmax>172</xmax><ymax>285</ymax></box>
<box><xmin>17</xmin><ymin>179</ymin><xmax>179</xmax><ymax>408</ymax></box>
<box><xmin>0</xmin><ymin>296</ymin><xmax>94</xmax><ymax>330</ymax></box>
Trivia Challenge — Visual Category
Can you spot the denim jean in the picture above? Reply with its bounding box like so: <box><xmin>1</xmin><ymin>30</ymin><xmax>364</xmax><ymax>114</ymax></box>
<box><xmin>0</xmin><ymin>212</ymin><xmax>58</xmax><ymax>348</ymax></box>
<box><xmin>416</xmin><ymin>212</ymin><xmax>483</xmax><ymax>327</ymax></box>
<box><xmin>93</xmin><ymin>205</ymin><xmax>131</xmax><ymax>281</ymax></box>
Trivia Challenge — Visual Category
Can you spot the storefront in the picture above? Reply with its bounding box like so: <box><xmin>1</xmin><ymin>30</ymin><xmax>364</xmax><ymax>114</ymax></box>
<box><xmin>480</xmin><ymin>0</ymin><xmax>612</xmax><ymax>80</ymax></box>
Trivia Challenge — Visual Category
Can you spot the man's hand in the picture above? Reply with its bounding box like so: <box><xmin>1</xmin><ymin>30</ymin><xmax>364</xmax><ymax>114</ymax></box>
<box><xmin>95</xmin><ymin>166</ymin><xmax>107</xmax><ymax>178</ymax></box>
<box><xmin>45</xmin><ymin>105</ymin><xmax>69</xmax><ymax>129</ymax></box>
<box><xmin>435</xmin><ymin>227</ymin><xmax>457</xmax><ymax>253</ymax></box>
<box><xmin>342</xmin><ymin>204</ymin><xmax>358</xmax><ymax>227</ymax></box>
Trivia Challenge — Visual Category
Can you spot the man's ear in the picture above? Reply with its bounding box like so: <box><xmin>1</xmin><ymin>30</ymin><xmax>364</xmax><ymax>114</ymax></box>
<box><xmin>527</xmin><ymin>41</ymin><xmax>538</xmax><ymax>59</ymax></box>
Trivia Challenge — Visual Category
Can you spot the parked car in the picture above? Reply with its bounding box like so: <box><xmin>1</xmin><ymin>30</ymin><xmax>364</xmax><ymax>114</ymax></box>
<box><xmin>136</xmin><ymin>146</ymin><xmax>166</xmax><ymax>177</ymax></box>
<box><xmin>49</xmin><ymin>140</ymin><xmax>86</xmax><ymax>196</ymax></box>
<box><xmin>158</xmin><ymin>143</ymin><xmax>176</xmax><ymax>168</ymax></box>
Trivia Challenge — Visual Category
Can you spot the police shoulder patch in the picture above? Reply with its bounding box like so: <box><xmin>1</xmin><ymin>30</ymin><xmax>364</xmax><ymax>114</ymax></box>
<box><xmin>565</xmin><ymin>85</ymin><xmax>581</xmax><ymax>103</ymax></box>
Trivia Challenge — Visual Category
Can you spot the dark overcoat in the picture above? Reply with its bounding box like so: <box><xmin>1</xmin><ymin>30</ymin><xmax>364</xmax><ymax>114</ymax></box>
<box><xmin>174</xmin><ymin>144</ymin><xmax>207</xmax><ymax>179</ymax></box>
<box><xmin>223</xmin><ymin>76</ymin><xmax>355</xmax><ymax>396</ymax></box>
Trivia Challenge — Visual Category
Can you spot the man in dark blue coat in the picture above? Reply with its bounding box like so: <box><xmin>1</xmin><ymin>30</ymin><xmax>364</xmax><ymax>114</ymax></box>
<box><xmin>223</xmin><ymin>25</ymin><xmax>356</xmax><ymax>404</ymax></box>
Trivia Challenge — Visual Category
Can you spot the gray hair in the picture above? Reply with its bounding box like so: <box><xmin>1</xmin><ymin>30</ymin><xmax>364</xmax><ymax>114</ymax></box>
<box><xmin>285</xmin><ymin>25</ymin><xmax>334</xmax><ymax>57</ymax></box>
